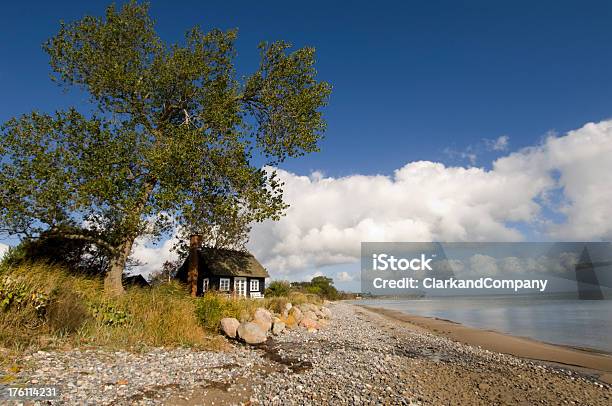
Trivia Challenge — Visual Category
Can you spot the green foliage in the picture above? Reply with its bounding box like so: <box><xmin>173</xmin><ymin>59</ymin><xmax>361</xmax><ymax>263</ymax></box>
<box><xmin>265</xmin><ymin>280</ymin><xmax>291</xmax><ymax>297</ymax></box>
<box><xmin>89</xmin><ymin>301</ymin><xmax>130</xmax><ymax>326</ymax></box>
<box><xmin>0</xmin><ymin>274</ymin><xmax>50</xmax><ymax>315</ymax></box>
<box><xmin>194</xmin><ymin>292</ymin><xmax>256</xmax><ymax>331</ymax></box>
<box><xmin>309</xmin><ymin>276</ymin><xmax>339</xmax><ymax>300</ymax></box>
<box><xmin>0</xmin><ymin>1</ymin><xmax>331</xmax><ymax>293</ymax></box>
<box><xmin>3</xmin><ymin>232</ymin><xmax>110</xmax><ymax>276</ymax></box>
<box><xmin>292</xmin><ymin>276</ymin><xmax>339</xmax><ymax>300</ymax></box>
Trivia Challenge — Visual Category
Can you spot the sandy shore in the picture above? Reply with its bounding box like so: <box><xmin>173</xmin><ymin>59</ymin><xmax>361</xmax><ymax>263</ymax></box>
<box><xmin>7</xmin><ymin>302</ymin><xmax>612</xmax><ymax>405</ymax></box>
<box><xmin>361</xmin><ymin>305</ymin><xmax>612</xmax><ymax>385</ymax></box>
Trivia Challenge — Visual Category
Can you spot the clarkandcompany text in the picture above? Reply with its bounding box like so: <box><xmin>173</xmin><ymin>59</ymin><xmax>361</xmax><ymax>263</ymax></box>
<box><xmin>372</xmin><ymin>277</ymin><xmax>549</xmax><ymax>292</ymax></box>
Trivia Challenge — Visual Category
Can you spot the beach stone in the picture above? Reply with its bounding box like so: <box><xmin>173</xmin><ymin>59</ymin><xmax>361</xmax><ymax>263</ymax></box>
<box><xmin>300</xmin><ymin>303</ymin><xmax>318</xmax><ymax>313</ymax></box>
<box><xmin>220</xmin><ymin>317</ymin><xmax>240</xmax><ymax>338</ymax></box>
<box><xmin>253</xmin><ymin>307</ymin><xmax>272</xmax><ymax>332</ymax></box>
<box><xmin>272</xmin><ymin>321</ymin><xmax>286</xmax><ymax>335</ymax></box>
<box><xmin>289</xmin><ymin>307</ymin><xmax>304</xmax><ymax>324</ymax></box>
<box><xmin>320</xmin><ymin>307</ymin><xmax>332</xmax><ymax>318</ymax></box>
<box><xmin>283</xmin><ymin>314</ymin><xmax>297</xmax><ymax>329</ymax></box>
<box><xmin>237</xmin><ymin>322</ymin><xmax>267</xmax><ymax>344</ymax></box>
<box><xmin>285</xmin><ymin>302</ymin><xmax>292</xmax><ymax>311</ymax></box>
<box><xmin>299</xmin><ymin>317</ymin><xmax>319</xmax><ymax>330</ymax></box>
<box><xmin>304</xmin><ymin>310</ymin><xmax>318</xmax><ymax>321</ymax></box>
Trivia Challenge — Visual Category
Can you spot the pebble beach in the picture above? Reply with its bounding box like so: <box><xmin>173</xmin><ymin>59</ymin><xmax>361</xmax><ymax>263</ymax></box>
<box><xmin>8</xmin><ymin>302</ymin><xmax>612</xmax><ymax>405</ymax></box>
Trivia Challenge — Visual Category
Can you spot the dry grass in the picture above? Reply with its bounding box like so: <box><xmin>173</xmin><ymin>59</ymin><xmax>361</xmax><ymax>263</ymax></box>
<box><xmin>0</xmin><ymin>262</ymin><xmax>323</xmax><ymax>368</ymax></box>
<box><xmin>0</xmin><ymin>263</ymin><xmax>224</xmax><ymax>355</ymax></box>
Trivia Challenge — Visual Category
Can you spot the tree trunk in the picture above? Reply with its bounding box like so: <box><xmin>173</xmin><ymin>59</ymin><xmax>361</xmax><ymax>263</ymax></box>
<box><xmin>104</xmin><ymin>236</ymin><xmax>135</xmax><ymax>296</ymax></box>
<box><xmin>103</xmin><ymin>177</ymin><xmax>156</xmax><ymax>296</ymax></box>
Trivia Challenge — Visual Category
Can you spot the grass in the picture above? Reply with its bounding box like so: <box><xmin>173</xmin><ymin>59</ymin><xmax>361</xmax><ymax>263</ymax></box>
<box><xmin>0</xmin><ymin>263</ymin><xmax>225</xmax><ymax>357</ymax></box>
<box><xmin>0</xmin><ymin>262</ymin><xmax>324</xmax><ymax>366</ymax></box>
<box><xmin>194</xmin><ymin>290</ymin><xmax>321</xmax><ymax>333</ymax></box>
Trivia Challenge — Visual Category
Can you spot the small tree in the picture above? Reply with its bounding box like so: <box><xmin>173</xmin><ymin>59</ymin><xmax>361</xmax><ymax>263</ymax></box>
<box><xmin>0</xmin><ymin>2</ymin><xmax>331</xmax><ymax>295</ymax></box>
<box><xmin>149</xmin><ymin>259</ymin><xmax>181</xmax><ymax>285</ymax></box>
<box><xmin>307</xmin><ymin>276</ymin><xmax>338</xmax><ymax>300</ymax></box>
<box><xmin>265</xmin><ymin>280</ymin><xmax>292</xmax><ymax>297</ymax></box>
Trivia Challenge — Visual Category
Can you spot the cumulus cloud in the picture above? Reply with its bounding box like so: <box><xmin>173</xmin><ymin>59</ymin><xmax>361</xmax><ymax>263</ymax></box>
<box><xmin>0</xmin><ymin>243</ymin><xmax>8</xmax><ymax>259</ymax></box>
<box><xmin>248</xmin><ymin>119</ymin><xmax>612</xmax><ymax>277</ymax></box>
<box><xmin>496</xmin><ymin>121</ymin><xmax>612</xmax><ymax>240</ymax></box>
<box><xmin>130</xmin><ymin>235</ymin><xmax>179</xmax><ymax>278</ymax></box>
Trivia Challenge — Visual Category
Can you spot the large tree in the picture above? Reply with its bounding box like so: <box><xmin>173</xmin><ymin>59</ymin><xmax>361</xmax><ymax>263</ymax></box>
<box><xmin>0</xmin><ymin>2</ymin><xmax>331</xmax><ymax>295</ymax></box>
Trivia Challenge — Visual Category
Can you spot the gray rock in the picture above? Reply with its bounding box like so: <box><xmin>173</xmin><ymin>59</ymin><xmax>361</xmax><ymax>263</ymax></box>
<box><xmin>220</xmin><ymin>317</ymin><xmax>240</xmax><ymax>338</ymax></box>
<box><xmin>237</xmin><ymin>322</ymin><xmax>267</xmax><ymax>344</ymax></box>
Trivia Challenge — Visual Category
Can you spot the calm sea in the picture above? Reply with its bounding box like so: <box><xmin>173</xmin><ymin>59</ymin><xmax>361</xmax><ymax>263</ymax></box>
<box><xmin>355</xmin><ymin>295</ymin><xmax>612</xmax><ymax>353</ymax></box>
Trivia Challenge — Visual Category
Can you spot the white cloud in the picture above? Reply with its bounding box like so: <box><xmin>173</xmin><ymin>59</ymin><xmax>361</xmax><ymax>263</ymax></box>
<box><xmin>336</xmin><ymin>271</ymin><xmax>355</xmax><ymax>282</ymax></box>
<box><xmin>130</xmin><ymin>235</ymin><xmax>180</xmax><ymax>278</ymax></box>
<box><xmin>248</xmin><ymin>119</ymin><xmax>612</xmax><ymax>277</ymax></box>
<box><xmin>0</xmin><ymin>243</ymin><xmax>8</xmax><ymax>259</ymax></box>
<box><xmin>495</xmin><ymin>120</ymin><xmax>612</xmax><ymax>240</ymax></box>
<box><xmin>486</xmin><ymin>135</ymin><xmax>510</xmax><ymax>151</ymax></box>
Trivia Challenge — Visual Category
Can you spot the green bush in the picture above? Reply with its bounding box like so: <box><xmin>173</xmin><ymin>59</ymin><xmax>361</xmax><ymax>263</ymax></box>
<box><xmin>89</xmin><ymin>301</ymin><xmax>130</xmax><ymax>327</ymax></box>
<box><xmin>265</xmin><ymin>280</ymin><xmax>291</xmax><ymax>297</ymax></box>
<box><xmin>195</xmin><ymin>293</ymin><xmax>257</xmax><ymax>331</ymax></box>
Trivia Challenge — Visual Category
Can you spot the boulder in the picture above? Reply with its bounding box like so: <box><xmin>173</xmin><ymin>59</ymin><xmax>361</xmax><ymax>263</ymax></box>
<box><xmin>237</xmin><ymin>322</ymin><xmax>267</xmax><ymax>344</ymax></box>
<box><xmin>272</xmin><ymin>321</ymin><xmax>286</xmax><ymax>335</ymax></box>
<box><xmin>320</xmin><ymin>306</ymin><xmax>332</xmax><ymax>319</ymax></box>
<box><xmin>288</xmin><ymin>307</ymin><xmax>303</xmax><ymax>324</ymax></box>
<box><xmin>220</xmin><ymin>317</ymin><xmax>240</xmax><ymax>338</ymax></box>
<box><xmin>253</xmin><ymin>307</ymin><xmax>272</xmax><ymax>332</ymax></box>
<box><xmin>303</xmin><ymin>310</ymin><xmax>318</xmax><ymax>321</ymax></box>
<box><xmin>303</xmin><ymin>303</ymin><xmax>318</xmax><ymax>312</ymax></box>
<box><xmin>299</xmin><ymin>317</ymin><xmax>319</xmax><ymax>330</ymax></box>
<box><xmin>284</xmin><ymin>302</ymin><xmax>292</xmax><ymax>311</ymax></box>
<box><xmin>283</xmin><ymin>314</ymin><xmax>297</xmax><ymax>329</ymax></box>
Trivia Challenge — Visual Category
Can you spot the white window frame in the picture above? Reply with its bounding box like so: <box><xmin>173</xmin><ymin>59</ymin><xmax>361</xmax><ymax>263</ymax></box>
<box><xmin>250</xmin><ymin>279</ymin><xmax>259</xmax><ymax>292</ymax></box>
<box><xmin>219</xmin><ymin>278</ymin><xmax>230</xmax><ymax>291</ymax></box>
<box><xmin>202</xmin><ymin>278</ymin><xmax>209</xmax><ymax>292</ymax></box>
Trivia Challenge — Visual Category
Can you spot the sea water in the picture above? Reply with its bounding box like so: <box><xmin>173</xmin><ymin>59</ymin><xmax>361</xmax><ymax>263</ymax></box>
<box><xmin>355</xmin><ymin>294</ymin><xmax>612</xmax><ymax>353</ymax></box>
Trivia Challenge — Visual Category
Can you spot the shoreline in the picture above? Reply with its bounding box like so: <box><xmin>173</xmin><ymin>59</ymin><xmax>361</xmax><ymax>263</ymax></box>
<box><xmin>7</xmin><ymin>302</ymin><xmax>612</xmax><ymax>405</ymax></box>
<box><xmin>360</xmin><ymin>304</ymin><xmax>612</xmax><ymax>385</ymax></box>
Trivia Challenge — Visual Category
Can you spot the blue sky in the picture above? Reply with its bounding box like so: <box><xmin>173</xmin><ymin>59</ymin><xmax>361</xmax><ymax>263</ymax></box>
<box><xmin>2</xmin><ymin>0</ymin><xmax>612</xmax><ymax>176</ymax></box>
<box><xmin>2</xmin><ymin>1</ymin><xmax>612</xmax><ymax>289</ymax></box>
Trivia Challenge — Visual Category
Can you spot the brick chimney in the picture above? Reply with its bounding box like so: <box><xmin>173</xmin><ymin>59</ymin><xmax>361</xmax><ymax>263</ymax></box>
<box><xmin>188</xmin><ymin>234</ymin><xmax>202</xmax><ymax>297</ymax></box>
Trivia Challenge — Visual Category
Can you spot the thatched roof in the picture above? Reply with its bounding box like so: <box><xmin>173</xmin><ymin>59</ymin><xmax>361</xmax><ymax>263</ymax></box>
<box><xmin>197</xmin><ymin>247</ymin><xmax>269</xmax><ymax>278</ymax></box>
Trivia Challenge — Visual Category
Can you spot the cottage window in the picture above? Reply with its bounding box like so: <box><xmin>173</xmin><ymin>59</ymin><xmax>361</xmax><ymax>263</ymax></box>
<box><xmin>202</xmin><ymin>278</ymin><xmax>209</xmax><ymax>292</ymax></box>
<box><xmin>250</xmin><ymin>279</ymin><xmax>259</xmax><ymax>292</ymax></box>
<box><xmin>219</xmin><ymin>278</ymin><xmax>230</xmax><ymax>291</ymax></box>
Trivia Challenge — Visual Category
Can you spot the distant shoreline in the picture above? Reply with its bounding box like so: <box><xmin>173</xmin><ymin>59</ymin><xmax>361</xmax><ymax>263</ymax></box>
<box><xmin>359</xmin><ymin>305</ymin><xmax>612</xmax><ymax>385</ymax></box>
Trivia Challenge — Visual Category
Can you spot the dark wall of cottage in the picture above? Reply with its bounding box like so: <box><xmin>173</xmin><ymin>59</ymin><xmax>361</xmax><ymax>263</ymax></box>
<box><xmin>177</xmin><ymin>255</ymin><xmax>266</xmax><ymax>297</ymax></box>
<box><xmin>197</xmin><ymin>268</ymin><xmax>266</xmax><ymax>297</ymax></box>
